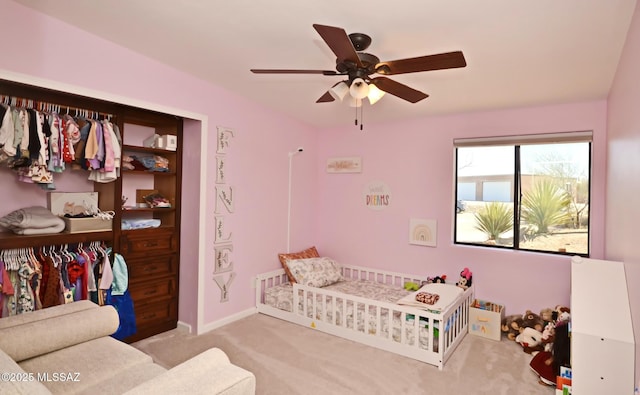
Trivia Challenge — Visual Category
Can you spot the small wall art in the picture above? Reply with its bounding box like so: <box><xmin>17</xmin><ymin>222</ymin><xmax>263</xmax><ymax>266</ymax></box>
<box><xmin>327</xmin><ymin>156</ymin><xmax>362</xmax><ymax>173</ymax></box>
<box><xmin>363</xmin><ymin>180</ymin><xmax>391</xmax><ymax>210</ymax></box>
<box><xmin>409</xmin><ymin>218</ymin><xmax>437</xmax><ymax>247</ymax></box>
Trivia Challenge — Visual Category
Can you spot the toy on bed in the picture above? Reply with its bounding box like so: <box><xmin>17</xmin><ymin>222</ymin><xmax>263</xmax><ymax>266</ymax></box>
<box><xmin>421</xmin><ymin>274</ymin><xmax>447</xmax><ymax>286</ymax></box>
<box><xmin>404</xmin><ymin>281</ymin><xmax>420</xmax><ymax>291</ymax></box>
<box><xmin>456</xmin><ymin>267</ymin><xmax>472</xmax><ymax>290</ymax></box>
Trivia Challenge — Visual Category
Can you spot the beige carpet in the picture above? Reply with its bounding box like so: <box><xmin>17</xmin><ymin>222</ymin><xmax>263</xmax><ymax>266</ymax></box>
<box><xmin>132</xmin><ymin>314</ymin><xmax>554</xmax><ymax>395</ymax></box>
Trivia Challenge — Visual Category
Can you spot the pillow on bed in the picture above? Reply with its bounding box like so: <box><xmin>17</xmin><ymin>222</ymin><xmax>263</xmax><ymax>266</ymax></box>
<box><xmin>278</xmin><ymin>246</ymin><xmax>320</xmax><ymax>283</ymax></box>
<box><xmin>286</xmin><ymin>257</ymin><xmax>343</xmax><ymax>287</ymax></box>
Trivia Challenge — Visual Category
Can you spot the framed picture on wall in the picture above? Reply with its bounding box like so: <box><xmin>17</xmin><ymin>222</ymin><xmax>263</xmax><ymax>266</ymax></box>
<box><xmin>326</xmin><ymin>156</ymin><xmax>362</xmax><ymax>173</ymax></box>
<box><xmin>409</xmin><ymin>218</ymin><xmax>437</xmax><ymax>247</ymax></box>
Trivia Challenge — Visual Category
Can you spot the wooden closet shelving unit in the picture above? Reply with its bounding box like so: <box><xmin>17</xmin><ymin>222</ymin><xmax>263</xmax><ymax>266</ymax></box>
<box><xmin>0</xmin><ymin>79</ymin><xmax>183</xmax><ymax>343</ymax></box>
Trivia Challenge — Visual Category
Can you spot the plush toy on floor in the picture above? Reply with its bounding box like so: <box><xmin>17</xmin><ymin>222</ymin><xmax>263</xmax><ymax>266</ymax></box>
<box><xmin>521</xmin><ymin>310</ymin><xmax>545</xmax><ymax>333</ymax></box>
<box><xmin>539</xmin><ymin>308</ymin><xmax>554</xmax><ymax>325</ymax></box>
<box><xmin>515</xmin><ymin>327</ymin><xmax>545</xmax><ymax>355</ymax></box>
<box><xmin>553</xmin><ymin>305</ymin><xmax>571</xmax><ymax>323</ymax></box>
<box><xmin>456</xmin><ymin>267</ymin><xmax>473</xmax><ymax>289</ymax></box>
<box><xmin>501</xmin><ymin>314</ymin><xmax>524</xmax><ymax>340</ymax></box>
<box><xmin>530</xmin><ymin>320</ymin><xmax>571</xmax><ymax>386</ymax></box>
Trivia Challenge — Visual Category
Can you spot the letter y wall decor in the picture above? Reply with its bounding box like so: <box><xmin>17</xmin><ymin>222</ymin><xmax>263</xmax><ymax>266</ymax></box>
<box><xmin>213</xmin><ymin>126</ymin><xmax>235</xmax><ymax>302</ymax></box>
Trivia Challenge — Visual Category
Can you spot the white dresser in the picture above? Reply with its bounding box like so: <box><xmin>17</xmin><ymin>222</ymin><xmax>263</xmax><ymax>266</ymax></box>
<box><xmin>571</xmin><ymin>256</ymin><xmax>635</xmax><ymax>394</ymax></box>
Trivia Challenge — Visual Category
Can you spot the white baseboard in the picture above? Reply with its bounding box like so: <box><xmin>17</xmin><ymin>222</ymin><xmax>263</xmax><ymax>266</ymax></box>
<box><xmin>176</xmin><ymin>321</ymin><xmax>192</xmax><ymax>334</ymax></box>
<box><xmin>197</xmin><ymin>307</ymin><xmax>257</xmax><ymax>335</ymax></box>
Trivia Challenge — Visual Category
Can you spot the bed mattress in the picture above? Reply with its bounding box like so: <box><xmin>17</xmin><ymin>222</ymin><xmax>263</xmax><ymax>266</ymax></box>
<box><xmin>265</xmin><ymin>279</ymin><xmax>456</xmax><ymax>351</ymax></box>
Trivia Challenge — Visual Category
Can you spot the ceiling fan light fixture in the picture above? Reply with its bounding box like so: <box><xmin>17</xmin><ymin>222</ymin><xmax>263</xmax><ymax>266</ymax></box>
<box><xmin>349</xmin><ymin>78</ymin><xmax>369</xmax><ymax>99</ymax></box>
<box><xmin>347</xmin><ymin>96</ymin><xmax>363</xmax><ymax>108</ymax></box>
<box><xmin>329</xmin><ymin>81</ymin><xmax>349</xmax><ymax>101</ymax></box>
<box><xmin>367</xmin><ymin>84</ymin><xmax>386</xmax><ymax>105</ymax></box>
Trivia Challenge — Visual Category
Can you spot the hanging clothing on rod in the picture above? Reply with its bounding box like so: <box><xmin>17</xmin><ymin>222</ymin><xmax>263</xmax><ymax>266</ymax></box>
<box><xmin>0</xmin><ymin>93</ymin><xmax>122</xmax><ymax>189</ymax></box>
<box><xmin>0</xmin><ymin>241</ymin><xmax>110</xmax><ymax>318</ymax></box>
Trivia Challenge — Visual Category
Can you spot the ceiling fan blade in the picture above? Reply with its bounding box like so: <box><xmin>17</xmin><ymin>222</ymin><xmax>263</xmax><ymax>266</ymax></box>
<box><xmin>375</xmin><ymin>51</ymin><xmax>466</xmax><ymax>75</ymax></box>
<box><xmin>251</xmin><ymin>69</ymin><xmax>339</xmax><ymax>75</ymax></box>
<box><xmin>316</xmin><ymin>91</ymin><xmax>335</xmax><ymax>103</ymax></box>
<box><xmin>312</xmin><ymin>24</ymin><xmax>363</xmax><ymax>67</ymax></box>
<box><xmin>370</xmin><ymin>77</ymin><xmax>428</xmax><ymax>103</ymax></box>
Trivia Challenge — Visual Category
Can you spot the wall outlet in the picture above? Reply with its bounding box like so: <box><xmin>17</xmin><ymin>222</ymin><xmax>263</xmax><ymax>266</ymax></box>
<box><xmin>250</xmin><ymin>278</ymin><xmax>256</xmax><ymax>289</ymax></box>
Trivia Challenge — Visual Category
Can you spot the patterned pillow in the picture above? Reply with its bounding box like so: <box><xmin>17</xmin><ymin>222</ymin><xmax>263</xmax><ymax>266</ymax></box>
<box><xmin>286</xmin><ymin>257</ymin><xmax>343</xmax><ymax>287</ymax></box>
<box><xmin>278</xmin><ymin>246</ymin><xmax>320</xmax><ymax>283</ymax></box>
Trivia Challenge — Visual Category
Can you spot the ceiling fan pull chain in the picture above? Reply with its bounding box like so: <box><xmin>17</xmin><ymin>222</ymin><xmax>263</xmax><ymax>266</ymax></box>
<box><xmin>360</xmin><ymin>103</ymin><xmax>364</xmax><ymax>131</ymax></box>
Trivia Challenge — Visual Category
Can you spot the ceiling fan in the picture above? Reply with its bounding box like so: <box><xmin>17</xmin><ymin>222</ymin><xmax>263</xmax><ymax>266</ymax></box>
<box><xmin>251</xmin><ymin>24</ymin><xmax>467</xmax><ymax>105</ymax></box>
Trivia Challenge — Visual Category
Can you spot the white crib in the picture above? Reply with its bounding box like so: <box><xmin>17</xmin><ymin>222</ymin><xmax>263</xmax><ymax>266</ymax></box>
<box><xmin>255</xmin><ymin>264</ymin><xmax>474</xmax><ymax>370</ymax></box>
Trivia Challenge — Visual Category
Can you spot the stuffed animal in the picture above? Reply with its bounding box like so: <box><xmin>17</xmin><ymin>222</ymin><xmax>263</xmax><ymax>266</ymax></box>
<box><xmin>530</xmin><ymin>320</ymin><xmax>571</xmax><ymax>386</ymax></box>
<box><xmin>540</xmin><ymin>322</ymin><xmax>556</xmax><ymax>352</ymax></box>
<box><xmin>522</xmin><ymin>310</ymin><xmax>545</xmax><ymax>333</ymax></box>
<box><xmin>456</xmin><ymin>267</ymin><xmax>473</xmax><ymax>289</ymax></box>
<box><xmin>501</xmin><ymin>314</ymin><xmax>523</xmax><ymax>341</ymax></box>
<box><xmin>553</xmin><ymin>305</ymin><xmax>571</xmax><ymax>323</ymax></box>
<box><xmin>515</xmin><ymin>327</ymin><xmax>545</xmax><ymax>355</ymax></box>
<box><xmin>421</xmin><ymin>275</ymin><xmax>446</xmax><ymax>286</ymax></box>
<box><xmin>539</xmin><ymin>308</ymin><xmax>554</xmax><ymax>326</ymax></box>
<box><xmin>529</xmin><ymin>351</ymin><xmax>556</xmax><ymax>385</ymax></box>
<box><xmin>404</xmin><ymin>282</ymin><xmax>420</xmax><ymax>291</ymax></box>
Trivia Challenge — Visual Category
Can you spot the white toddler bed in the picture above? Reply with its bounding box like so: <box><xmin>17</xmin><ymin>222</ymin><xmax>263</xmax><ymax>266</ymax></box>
<box><xmin>255</xmin><ymin>264</ymin><xmax>474</xmax><ymax>370</ymax></box>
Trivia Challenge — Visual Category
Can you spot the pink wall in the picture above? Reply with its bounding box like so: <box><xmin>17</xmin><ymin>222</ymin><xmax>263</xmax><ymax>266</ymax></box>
<box><xmin>0</xmin><ymin>0</ymin><xmax>318</xmax><ymax>332</ymax></box>
<box><xmin>606</xmin><ymin>0</ymin><xmax>640</xmax><ymax>386</ymax></box>
<box><xmin>0</xmin><ymin>1</ymin><xmax>622</xmax><ymax>352</ymax></box>
<box><xmin>315</xmin><ymin>101</ymin><xmax>608</xmax><ymax>316</ymax></box>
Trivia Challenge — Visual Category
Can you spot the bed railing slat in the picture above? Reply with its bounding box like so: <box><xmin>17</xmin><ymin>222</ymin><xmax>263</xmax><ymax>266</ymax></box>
<box><xmin>257</xmin><ymin>265</ymin><xmax>473</xmax><ymax>370</ymax></box>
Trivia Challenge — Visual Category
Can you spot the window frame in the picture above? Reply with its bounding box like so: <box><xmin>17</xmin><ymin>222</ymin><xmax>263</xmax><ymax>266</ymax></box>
<box><xmin>453</xmin><ymin>132</ymin><xmax>592</xmax><ymax>257</ymax></box>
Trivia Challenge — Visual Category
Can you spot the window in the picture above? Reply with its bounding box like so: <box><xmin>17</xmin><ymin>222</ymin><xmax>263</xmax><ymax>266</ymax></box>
<box><xmin>454</xmin><ymin>132</ymin><xmax>591</xmax><ymax>256</ymax></box>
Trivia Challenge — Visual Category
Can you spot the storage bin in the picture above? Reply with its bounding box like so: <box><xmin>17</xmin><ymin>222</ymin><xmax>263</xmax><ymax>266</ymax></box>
<box><xmin>469</xmin><ymin>299</ymin><xmax>504</xmax><ymax>341</ymax></box>
<box><xmin>157</xmin><ymin>134</ymin><xmax>177</xmax><ymax>151</ymax></box>
<box><xmin>63</xmin><ymin>217</ymin><xmax>112</xmax><ymax>233</ymax></box>
<box><xmin>47</xmin><ymin>192</ymin><xmax>99</xmax><ymax>216</ymax></box>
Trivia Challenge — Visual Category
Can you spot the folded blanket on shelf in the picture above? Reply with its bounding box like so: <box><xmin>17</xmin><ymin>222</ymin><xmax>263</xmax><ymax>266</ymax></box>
<box><xmin>0</xmin><ymin>206</ymin><xmax>65</xmax><ymax>235</ymax></box>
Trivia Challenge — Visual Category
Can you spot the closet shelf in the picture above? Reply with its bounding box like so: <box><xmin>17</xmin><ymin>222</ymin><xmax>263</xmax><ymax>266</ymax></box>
<box><xmin>0</xmin><ymin>230</ymin><xmax>113</xmax><ymax>250</ymax></box>
<box><xmin>122</xmin><ymin>169</ymin><xmax>176</xmax><ymax>176</ymax></box>
<box><xmin>121</xmin><ymin>207</ymin><xmax>176</xmax><ymax>213</ymax></box>
<box><xmin>121</xmin><ymin>225</ymin><xmax>176</xmax><ymax>234</ymax></box>
<box><xmin>122</xmin><ymin>145</ymin><xmax>177</xmax><ymax>155</ymax></box>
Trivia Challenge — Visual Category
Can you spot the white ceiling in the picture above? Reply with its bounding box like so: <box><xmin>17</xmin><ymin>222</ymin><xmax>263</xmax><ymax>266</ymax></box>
<box><xmin>14</xmin><ymin>0</ymin><xmax>637</xmax><ymax>128</ymax></box>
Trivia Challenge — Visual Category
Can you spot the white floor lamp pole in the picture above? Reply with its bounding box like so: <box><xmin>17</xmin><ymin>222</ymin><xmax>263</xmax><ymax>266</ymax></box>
<box><xmin>287</xmin><ymin>147</ymin><xmax>303</xmax><ymax>253</ymax></box>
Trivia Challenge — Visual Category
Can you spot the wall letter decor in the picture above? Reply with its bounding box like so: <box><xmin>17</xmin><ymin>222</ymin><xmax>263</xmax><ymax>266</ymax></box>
<box><xmin>217</xmin><ymin>127</ymin><xmax>234</xmax><ymax>154</ymax></box>
<box><xmin>213</xmin><ymin>272</ymin><xmax>236</xmax><ymax>303</ymax></box>
<box><xmin>216</xmin><ymin>156</ymin><xmax>226</xmax><ymax>184</ymax></box>
<box><xmin>213</xmin><ymin>126</ymin><xmax>236</xmax><ymax>302</ymax></box>
<box><xmin>214</xmin><ymin>216</ymin><xmax>232</xmax><ymax>243</ymax></box>
<box><xmin>215</xmin><ymin>185</ymin><xmax>235</xmax><ymax>214</ymax></box>
<box><xmin>214</xmin><ymin>244</ymin><xmax>234</xmax><ymax>273</ymax></box>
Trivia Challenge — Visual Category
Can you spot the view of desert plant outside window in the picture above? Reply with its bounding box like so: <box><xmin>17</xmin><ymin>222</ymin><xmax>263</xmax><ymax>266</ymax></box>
<box><xmin>455</xmin><ymin>142</ymin><xmax>590</xmax><ymax>255</ymax></box>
